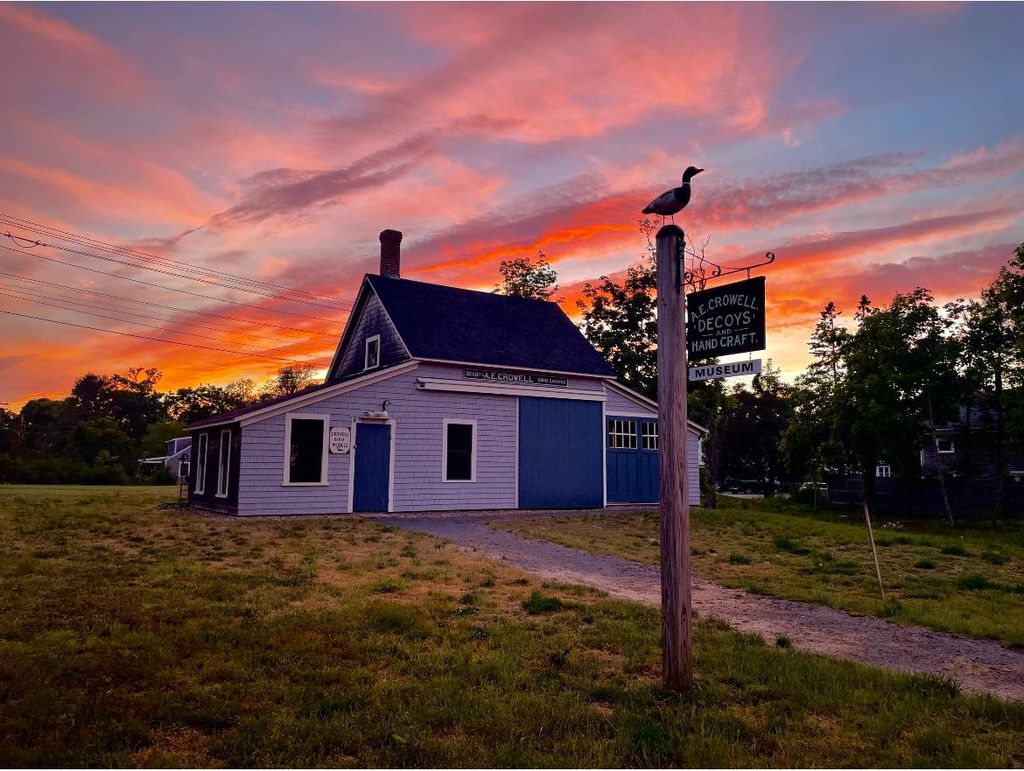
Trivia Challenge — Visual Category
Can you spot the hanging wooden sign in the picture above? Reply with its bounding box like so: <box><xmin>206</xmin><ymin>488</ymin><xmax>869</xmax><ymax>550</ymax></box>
<box><xmin>688</xmin><ymin>358</ymin><xmax>762</xmax><ymax>382</ymax></box>
<box><xmin>686</xmin><ymin>276</ymin><xmax>766</xmax><ymax>358</ymax></box>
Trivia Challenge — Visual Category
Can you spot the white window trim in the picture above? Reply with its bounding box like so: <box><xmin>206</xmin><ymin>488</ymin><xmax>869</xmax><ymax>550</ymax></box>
<box><xmin>608</xmin><ymin>418</ymin><xmax>637</xmax><ymax>449</ymax></box>
<box><xmin>215</xmin><ymin>428</ymin><xmax>231</xmax><ymax>498</ymax></box>
<box><xmin>442</xmin><ymin>418</ymin><xmax>477</xmax><ymax>482</ymax></box>
<box><xmin>641</xmin><ymin>421</ymin><xmax>659</xmax><ymax>451</ymax></box>
<box><xmin>936</xmin><ymin>438</ymin><xmax>955</xmax><ymax>454</ymax></box>
<box><xmin>194</xmin><ymin>432</ymin><xmax>208</xmax><ymax>494</ymax></box>
<box><xmin>283</xmin><ymin>413</ymin><xmax>330</xmax><ymax>487</ymax></box>
<box><xmin>364</xmin><ymin>335</ymin><xmax>381</xmax><ymax>371</ymax></box>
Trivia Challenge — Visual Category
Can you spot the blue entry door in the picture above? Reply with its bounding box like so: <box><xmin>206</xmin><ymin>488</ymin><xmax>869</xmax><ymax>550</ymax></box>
<box><xmin>353</xmin><ymin>423</ymin><xmax>391</xmax><ymax>512</ymax></box>
<box><xmin>606</xmin><ymin>417</ymin><xmax>659</xmax><ymax>503</ymax></box>
<box><xmin>518</xmin><ymin>397</ymin><xmax>604</xmax><ymax>509</ymax></box>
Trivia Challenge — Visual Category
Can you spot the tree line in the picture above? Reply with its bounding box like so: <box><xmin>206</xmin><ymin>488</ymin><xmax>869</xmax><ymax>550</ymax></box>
<box><xmin>498</xmin><ymin>234</ymin><xmax>1024</xmax><ymax>518</ymax></box>
<box><xmin>3</xmin><ymin>237</ymin><xmax>1022</xmax><ymax>516</ymax></box>
<box><xmin>0</xmin><ymin>364</ymin><xmax>320</xmax><ymax>484</ymax></box>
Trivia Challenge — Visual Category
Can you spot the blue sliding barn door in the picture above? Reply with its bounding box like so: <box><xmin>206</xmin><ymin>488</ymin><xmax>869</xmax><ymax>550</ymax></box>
<box><xmin>606</xmin><ymin>417</ymin><xmax>659</xmax><ymax>503</ymax></box>
<box><xmin>353</xmin><ymin>423</ymin><xmax>391</xmax><ymax>512</ymax></box>
<box><xmin>518</xmin><ymin>397</ymin><xmax>603</xmax><ymax>509</ymax></box>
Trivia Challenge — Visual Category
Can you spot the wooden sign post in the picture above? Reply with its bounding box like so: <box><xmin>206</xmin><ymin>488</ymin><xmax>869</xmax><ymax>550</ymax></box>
<box><xmin>656</xmin><ymin>224</ymin><xmax>693</xmax><ymax>692</ymax></box>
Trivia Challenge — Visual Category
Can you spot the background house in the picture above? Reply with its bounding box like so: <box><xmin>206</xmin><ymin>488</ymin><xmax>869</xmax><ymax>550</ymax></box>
<box><xmin>137</xmin><ymin>436</ymin><xmax>191</xmax><ymax>481</ymax></box>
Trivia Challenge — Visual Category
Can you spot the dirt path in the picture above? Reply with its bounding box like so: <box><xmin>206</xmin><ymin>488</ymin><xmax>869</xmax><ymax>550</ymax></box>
<box><xmin>374</xmin><ymin>512</ymin><xmax>1024</xmax><ymax>702</ymax></box>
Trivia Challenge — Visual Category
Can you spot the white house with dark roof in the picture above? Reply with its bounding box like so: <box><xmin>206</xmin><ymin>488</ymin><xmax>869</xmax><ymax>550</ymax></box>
<box><xmin>186</xmin><ymin>229</ymin><xmax>705</xmax><ymax>515</ymax></box>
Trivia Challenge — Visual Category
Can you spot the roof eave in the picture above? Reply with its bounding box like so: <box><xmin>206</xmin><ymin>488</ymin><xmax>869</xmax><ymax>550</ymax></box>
<box><xmin>409</xmin><ymin>356</ymin><xmax>616</xmax><ymax>380</ymax></box>
<box><xmin>604</xmin><ymin>379</ymin><xmax>709</xmax><ymax>434</ymax></box>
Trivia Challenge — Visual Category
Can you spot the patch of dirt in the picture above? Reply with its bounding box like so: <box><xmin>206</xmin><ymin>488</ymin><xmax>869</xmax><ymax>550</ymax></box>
<box><xmin>377</xmin><ymin>511</ymin><xmax>1024</xmax><ymax>702</ymax></box>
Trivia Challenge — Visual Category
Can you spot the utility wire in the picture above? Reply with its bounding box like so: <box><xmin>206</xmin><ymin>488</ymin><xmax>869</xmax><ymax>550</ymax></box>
<box><xmin>0</xmin><ymin>308</ymin><xmax>331</xmax><ymax>365</ymax></box>
<box><xmin>2</xmin><ymin>229</ymin><xmax>349</xmax><ymax>313</ymax></box>
<box><xmin>0</xmin><ymin>285</ymin><xmax>303</xmax><ymax>349</ymax></box>
<box><xmin>0</xmin><ymin>242</ymin><xmax>345</xmax><ymax>324</ymax></box>
<box><xmin>0</xmin><ymin>270</ymin><xmax>338</xmax><ymax>338</ymax></box>
<box><xmin>0</xmin><ymin>280</ymin><xmax>317</xmax><ymax>344</ymax></box>
<box><xmin>0</xmin><ymin>214</ymin><xmax>347</xmax><ymax>306</ymax></box>
<box><xmin>0</xmin><ymin>213</ymin><xmax>353</xmax><ymax>309</ymax></box>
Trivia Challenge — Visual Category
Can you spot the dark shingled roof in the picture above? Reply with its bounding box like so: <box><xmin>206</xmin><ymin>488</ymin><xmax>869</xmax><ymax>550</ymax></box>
<box><xmin>188</xmin><ymin>381</ymin><xmax>334</xmax><ymax>430</ymax></box>
<box><xmin>367</xmin><ymin>274</ymin><xmax>615</xmax><ymax>377</ymax></box>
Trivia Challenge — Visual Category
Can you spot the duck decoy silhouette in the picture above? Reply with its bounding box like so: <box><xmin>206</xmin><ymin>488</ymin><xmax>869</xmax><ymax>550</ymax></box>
<box><xmin>642</xmin><ymin>166</ymin><xmax>704</xmax><ymax>218</ymax></box>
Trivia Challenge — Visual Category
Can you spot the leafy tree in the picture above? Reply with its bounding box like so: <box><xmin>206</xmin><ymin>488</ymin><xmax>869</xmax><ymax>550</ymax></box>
<box><xmin>835</xmin><ymin>288</ymin><xmax>966</xmax><ymax>516</ymax></box>
<box><xmin>578</xmin><ymin>262</ymin><xmax>658</xmax><ymax>399</ymax></box>
<box><xmin>69</xmin><ymin>373</ymin><xmax>116</xmax><ymax>418</ymax></box>
<box><xmin>224</xmin><ymin>378</ymin><xmax>259</xmax><ymax>405</ymax></box>
<box><xmin>808</xmin><ymin>301</ymin><xmax>850</xmax><ymax>389</ymax></box>
<box><xmin>141</xmin><ymin>421</ymin><xmax>188</xmax><ymax>459</ymax></box>
<box><xmin>494</xmin><ymin>252</ymin><xmax>559</xmax><ymax>301</ymax></box>
<box><xmin>19</xmin><ymin>398</ymin><xmax>66</xmax><ymax>454</ymax></box>
<box><xmin>949</xmin><ymin>243</ymin><xmax>1024</xmax><ymax>516</ymax></box>
<box><xmin>108</xmin><ymin>367</ymin><xmax>167</xmax><ymax>440</ymax></box>
<box><xmin>715</xmin><ymin>361</ymin><xmax>794</xmax><ymax>496</ymax></box>
<box><xmin>0</xmin><ymin>406</ymin><xmax>20</xmax><ymax>456</ymax></box>
<box><xmin>70</xmin><ymin>417</ymin><xmax>133</xmax><ymax>468</ymax></box>
<box><xmin>262</xmin><ymin>364</ymin><xmax>321</xmax><ymax>399</ymax></box>
<box><xmin>782</xmin><ymin>303</ymin><xmax>853</xmax><ymax>484</ymax></box>
<box><xmin>167</xmin><ymin>382</ymin><xmax>256</xmax><ymax>424</ymax></box>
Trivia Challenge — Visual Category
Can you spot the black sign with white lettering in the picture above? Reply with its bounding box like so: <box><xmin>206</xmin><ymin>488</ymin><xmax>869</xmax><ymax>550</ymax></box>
<box><xmin>464</xmin><ymin>369</ymin><xmax>568</xmax><ymax>387</ymax></box>
<box><xmin>686</xmin><ymin>276</ymin><xmax>766</xmax><ymax>358</ymax></box>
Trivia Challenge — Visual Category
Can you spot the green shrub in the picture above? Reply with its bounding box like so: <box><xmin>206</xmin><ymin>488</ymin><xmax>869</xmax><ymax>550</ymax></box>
<box><xmin>774</xmin><ymin>537</ymin><xmax>810</xmax><ymax>555</ymax></box>
<box><xmin>728</xmin><ymin>553</ymin><xmax>752</xmax><ymax>565</ymax></box>
<box><xmin>522</xmin><ymin>591</ymin><xmax>564</xmax><ymax>614</ymax></box>
<box><xmin>880</xmin><ymin>599</ymin><xmax>904</xmax><ymax>618</ymax></box>
<box><xmin>980</xmin><ymin>551</ymin><xmax>1008</xmax><ymax>565</ymax></box>
<box><xmin>941</xmin><ymin>545</ymin><xmax>970</xmax><ymax>557</ymax></box>
<box><xmin>370</xmin><ymin>578</ymin><xmax>402</xmax><ymax>594</ymax></box>
<box><xmin>914</xmin><ymin>559</ymin><xmax>936</xmax><ymax>570</ymax></box>
<box><xmin>957</xmin><ymin>574</ymin><xmax>996</xmax><ymax>591</ymax></box>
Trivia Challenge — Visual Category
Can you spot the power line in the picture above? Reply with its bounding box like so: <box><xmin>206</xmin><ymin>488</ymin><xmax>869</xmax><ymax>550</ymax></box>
<box><xmin>2</xmin><ymin>229</ymin><xmax>351</xmax><ymax>313</ymax></box>
<box><xmin>0</xmin><ymin>308</ymin><xmax>331</xmax><ymax>365</ymax></box>
<box><xmin>0</xmin><ymin>279</ymin><xmax>323</xmax><ymax>344</ymax></box>
<box><xmin>0</xmin><ymin>213</ymin><xmax>354</xmax><ymax>309</ymax></box>
<box><xmin>0</xmin><ymin>214</ymin><xmax>349</xmax><ymax>306</ymax></box>
<box><xmin>0</xmin><ymin>287</ymin><xmax>312</xmax><ymax>355</ymax></box>
<box><xmin>0</xmin><ymin>242</ymin><xmax>345</xmax><ymax>324</ymax></box>
<box><xmin>0</xmin><ymin>270</ymin><xmax>338</xmax><ymax>338</ymax></box>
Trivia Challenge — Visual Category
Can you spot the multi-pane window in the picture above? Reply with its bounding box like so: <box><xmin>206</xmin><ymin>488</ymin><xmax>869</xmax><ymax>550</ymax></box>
<box><xmin>286</xmin><ymin>416</ymin><xmax>327</xmax><ymax>484</ymax></box>
<box><xmin>936</xmin><ymin>438</ymin><xmax>955</xmax><ymax>454</ymax></box>
<box><xmin>641</xmin><ymin>422</ymin><xmax>658</xmax><ymax>450</ymax></box>
<box><xmin>608</xmin><ymin>419</ymin><xmax>637</xmax><ymax>449</ymax></box>
<box><xmin>443</xmin><ymin>420</ymin><xmax>475</xmax><ymax>481</ymax></box>
<box><xmin>875</xmin><ymin>464</ymin><xmax>892</xmax><ymax>478</ymax></box>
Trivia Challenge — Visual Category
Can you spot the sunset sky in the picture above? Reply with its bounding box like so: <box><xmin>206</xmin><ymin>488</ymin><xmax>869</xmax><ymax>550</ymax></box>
<box><xmin>1</xmin><ymin>2</ymin><xmax>1022</xmax><ymax>408</ymax></box>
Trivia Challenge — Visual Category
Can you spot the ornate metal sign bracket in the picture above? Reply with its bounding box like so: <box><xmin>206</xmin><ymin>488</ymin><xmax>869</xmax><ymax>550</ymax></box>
<box><xmin>682</xmin><ymin>246</ymin><xmax>776</xmax><ymax>292</ymax></box>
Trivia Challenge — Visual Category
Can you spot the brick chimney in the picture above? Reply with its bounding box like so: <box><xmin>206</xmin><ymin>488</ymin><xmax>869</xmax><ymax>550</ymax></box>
<box><xmin>379</xmin><ymin>229</ymin><xmax>402</xmax><ymax>278</ymax></box>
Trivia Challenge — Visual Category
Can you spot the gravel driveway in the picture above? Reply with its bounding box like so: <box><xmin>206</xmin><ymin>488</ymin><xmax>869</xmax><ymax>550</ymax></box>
<box><xmin>371</xmin><ymin>510</ymin><xmax>1024</xmax><ymax>702</ymax></box>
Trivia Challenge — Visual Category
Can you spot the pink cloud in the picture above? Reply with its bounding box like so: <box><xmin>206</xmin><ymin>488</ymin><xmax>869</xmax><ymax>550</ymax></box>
<box><xmin>0</xmin><ymin>4</ymin><xmax>144</xmax><ymax>99</ymax></box>
<box><xmin>320</xmin><ymin>4</ymin><xmax>802</xmax><ymax>147</ymax></box>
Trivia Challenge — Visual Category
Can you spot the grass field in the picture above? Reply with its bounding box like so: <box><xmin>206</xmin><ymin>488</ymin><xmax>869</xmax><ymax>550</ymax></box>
<box><xmin>1</xmin><ymin>486</ymin><xmax>1023</xmax><ymax>767</ymax></box>
<box><xmin>492</xmin><ymin>497</ymin><xmax>1024</xmax><ymax>647</ymax></box>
